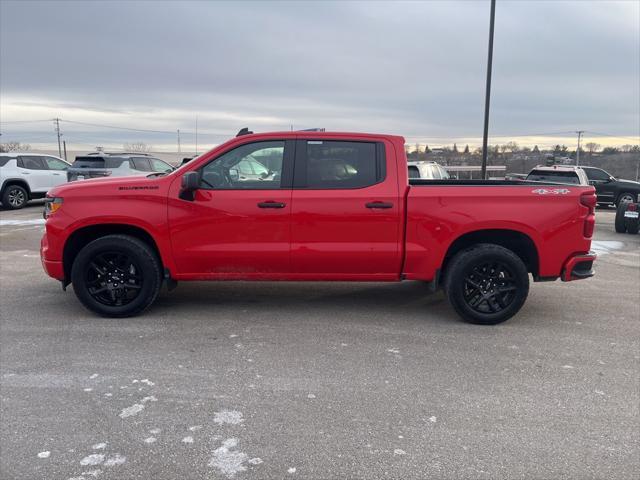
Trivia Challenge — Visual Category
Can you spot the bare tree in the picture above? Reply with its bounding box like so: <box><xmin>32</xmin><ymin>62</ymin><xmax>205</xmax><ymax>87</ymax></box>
<box><xmin>585</xmin><ymin>142</ymin><xmax>600</xmax><ymax>154</ymax></box>
<box><xmin>124</xmin><ymin>142</ymin><xmax>153</xmax><ymax>153</ymax></box>
<box><xmin>0</xmin><ymin>141</ymin><xmax>31</xmax><ymax>152</ymax></box>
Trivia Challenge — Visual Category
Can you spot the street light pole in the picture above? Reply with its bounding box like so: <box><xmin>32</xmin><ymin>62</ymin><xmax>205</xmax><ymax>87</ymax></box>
<box><xmin>481</xmin><ymin>0</ymin><xmax>496</xmax><ymax>180</ymax></box>
<box><xmin>576</xmin><ymin>130</ymin><xmax>584</xmax><ymax>166</ymax></box>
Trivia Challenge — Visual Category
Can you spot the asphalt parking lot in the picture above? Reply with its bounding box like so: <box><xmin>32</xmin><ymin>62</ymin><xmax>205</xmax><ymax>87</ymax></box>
<box><xmin>1</xmin><ymin>202</ymin><xmax>638</xmax><ymax>480</ymax></box>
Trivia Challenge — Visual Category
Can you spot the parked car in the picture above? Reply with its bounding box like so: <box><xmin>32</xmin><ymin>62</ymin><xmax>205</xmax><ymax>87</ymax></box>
<box><xmin>41</xmin><ymin>130</ymin><xmax>597</xmax><ymax>325</ymax></box>
<box><xmin>0</xmin><ymin>153</ymin><xmax>70</xmax><ymax>209</ymax></box>
<box><xmin>66</xmin><ymin>152</ymin><xmax>174</xmax><ymax>182</ymax></box>
<box><xmin>407</xmin><ymin>161</ymin><xmax>450</xmax><ymax>180</ymax></box>
<box><xmin>580</xmin><ymin>166</ymin><xmax>640</xmax><ymax>206</ymax></box>
<box><xmin>615</xmin><ymin>195</ymin><xmax>640</xmax><ymax>234</ymax></box>
<box><xmin>525</xmin><ymin>165</ymin><xmax>589</xmax><ymax>185</ymax></box>
<box><xmin>505</xmin><ymin>173</ymin><xmax>528</xmax><ymax>181</ymax></box>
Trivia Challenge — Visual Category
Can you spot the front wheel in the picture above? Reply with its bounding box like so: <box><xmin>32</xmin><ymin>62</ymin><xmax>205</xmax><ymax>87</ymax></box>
<box><xmin>615</xmin><ymin>203</ymin><xmax>628</xmax><ymax>233</ymax></box>
<box><xmin>444</xmin><ymin>244</ymin><xmax>529</xmax><ymax>325</ymax></box>
<box><xmin>2</xmin><ymin>185</ymin><xmax>28</xmax><ymax>209</ymax></box>
<box><xmin>617</xmin><ymin>192</ymin><xmax>636</xmax><ymax>206</ymax></box>
<box><xmin>71</xmin><ymin>234</ymin><xmax>162</xmax><ymax>317</ymax></box>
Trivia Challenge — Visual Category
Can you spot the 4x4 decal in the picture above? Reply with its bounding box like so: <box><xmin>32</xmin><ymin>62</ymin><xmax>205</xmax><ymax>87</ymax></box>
<box><xmin>532</xmin><ymin>188</ymin><xmax>571</xmax><ymax>195</ymax></box>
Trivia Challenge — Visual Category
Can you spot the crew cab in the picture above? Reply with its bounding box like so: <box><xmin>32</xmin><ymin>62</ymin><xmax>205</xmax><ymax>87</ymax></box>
<box><xmin>41</xmin><ymin>131</ymin><xmax>597</xmax><ymax>325</ymax></box>
<box><xmin>580</xmin><ymin>166</ymin><xmax>640</xmax><ymax>206</ymax></box>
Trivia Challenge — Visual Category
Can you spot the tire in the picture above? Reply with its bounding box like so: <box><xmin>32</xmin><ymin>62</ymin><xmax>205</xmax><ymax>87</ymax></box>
<box><xmin>628</xmin><ymin>217</ymin><xmax>640</xmax><ymax>235</ymax></box>
<box><xmin>70</xmin><ymin>234</ymin><xmax>162</xmax><ymax>317</ymax></box>
<box><xmin>615</xmin><ymin>203</ymin><xmax>628</xmax><ymax>233</ymax></box>
<box><xmin>1</xmin><ymin>185</ymin><xmax>28</xmax><ymax>209</ymax></box>
<box><xmin>617</xmin><ymin>192</ymin><xmax>636</xmax><ymax>206</ymax></box>
<box><xmin>444</xmin><ymin>244</ymin><xmax>530</xmax><ymax>325</ymax></box>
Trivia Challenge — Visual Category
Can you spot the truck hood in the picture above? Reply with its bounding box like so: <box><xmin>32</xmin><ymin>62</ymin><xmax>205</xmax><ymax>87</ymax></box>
<box><xmin>616</xmin><ymin>178</ymin><xmax>640</xmax><ymax>188</ymax></box>
<box><xmin>49</xmin><ymin>174</ymin><xmax>165</xmax><ymax>197</ymax></box>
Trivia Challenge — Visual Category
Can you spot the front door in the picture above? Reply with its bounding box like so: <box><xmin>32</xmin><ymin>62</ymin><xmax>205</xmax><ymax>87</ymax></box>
<box><xmin>17</xmin><ymin>156</ymin><xmax>51</xmax><ymax>192</ymax></box>
<box><xmin>290</xmin><ymin>139</ymin><xmax>402</xmax><ymax>279</ymax></box>
<box><xmin>168</xmin><ymin>140</ymin><xmax>294</xmax><ymax>278</ymax></box>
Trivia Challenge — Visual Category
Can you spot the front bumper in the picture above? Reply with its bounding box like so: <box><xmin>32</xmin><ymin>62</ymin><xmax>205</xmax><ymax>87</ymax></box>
<box><xmin>40</xmin><ymin>233</ymin><xmax>65</xmax><ymax>281</ymax></box>
<box><xmin>561</xmin><ymin>251</ymin><xmax>597</xmax><ymax>282</ymax></box>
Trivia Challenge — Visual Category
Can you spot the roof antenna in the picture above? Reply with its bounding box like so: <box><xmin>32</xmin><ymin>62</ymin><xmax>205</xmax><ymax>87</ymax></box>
<box><xmin>236</xmin><ymin>127</ymin><xmax>253</xmax><ymax>137</ymax></box>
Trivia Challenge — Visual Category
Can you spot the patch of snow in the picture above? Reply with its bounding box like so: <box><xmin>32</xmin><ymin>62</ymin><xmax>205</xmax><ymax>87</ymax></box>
<box><xmin>429</xmin><ymin>416</ymin><xmax>437</xmax><ymax>423</ymax></box>
<box><xmin>140</xmin><ymin>379</ymin><xmax>155</xmax><ymax>386</ymax></box>
<box><xmin>394</xmin><ymin>449</ymin><xmax>406</xmax><ymax>455</ymax></box>
<box><xmin>288</xmin><ymin>467</ymin><xmax>297</xmax><ymax>473</ymax></box>
<box><xmin>118</xmin><ymin>403</ymin><xmax>144</xmax><ymax>418</ymax></box>
<box><xmin>387</xmin><ymin>348</ymin><xmax>400</xmax><ymax>354</ymax></box>
<box><xmin>562</xmin><ymin>365</ymin><xmax>575</xmax><ymax>370</ymax></box>
<box><xmin>37</xmin><ymin>451</ymin><xmax>50</xmax><ymax>459</ymax></box>
<box><xmin>590</xmin><ymin>240</ymin><xmax>624</xmax><ymax>256</ymax></box>
<box><xmin>213</xmin><ymin>410</ymin><xmax>244</xmax><ymax>425</ymax></box>
<box><xmin>81</xmin><ymin>470</ymin><xmax>101</xmax><ymax>477</ymax></box>
<box><xmin>141</xmin><ymin>395</ymin><xmax>157</xmax><ymax>403</ymax></box>
<box><xmin>149</xmin><ymin>428</ymin><xmax>161</xmax><ymax>434</ymax></box>
<box><xmin>80</xmin><ymin>454</ymin><xmax>105</xmax><ymax>466</ymax></box>
<box><xmin>103</xmin><ymin>454</ymin><xmax>126</xmax><ymax>467</ymax></box>
<box><xmin>89</xmin><ymin>374</ymin><xmax>99</xmax><ymax>379</ymax></box>
<box><xmin>307</xmin><ymin>394</ymin><xmax>316</xmax><ymax>399</ymax></box>
<box><xmin>144</xmin><ymin>437</ymin><xmax>156</xmax><ymax>444</ymax></box>
<box><xmin>208</xmin><ymin>438</ymin><xmax>249</xmax><ymax>478</ymax></box>
<box><xmin>83</xmin><ymin>388</ymin><xmax>93</xmax><ymax>392</ymax></box>
<box><xmin>248</xmin><ymin>458</ymin><xmax>263</xmax><ymax>465</ymax></box>
<box><xmin>92</xmin><ymin>443</ymin><xmax>107</xmax><ymax>450</ymax></box>
<box><xmin>189</xmin><ymin>425</ymin><xmax>203</xmax><ymax>431</ymax></box>
<box><xmin>182</xmin><ymin>436</ymin><xmax>194</xmax><ymax>444</ymax></box>
<box><xmin>0</xmin><ymin>219</ymin><xmax>45</xmax><ymax>226</ymax></box>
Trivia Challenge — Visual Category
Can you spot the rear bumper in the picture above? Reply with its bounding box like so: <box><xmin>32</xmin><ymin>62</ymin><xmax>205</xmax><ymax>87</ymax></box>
<box><xmin>561</xmin><ymin>251</ymin><xmax>596</xmax><ymax>282</ymax></box>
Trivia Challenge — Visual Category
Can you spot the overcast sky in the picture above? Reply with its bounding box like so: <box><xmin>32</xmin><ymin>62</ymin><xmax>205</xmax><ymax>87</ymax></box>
<box><xmin>1</xmin><ymin>0</ymin><xmax>639</xmax><ymax>151</ymax></box>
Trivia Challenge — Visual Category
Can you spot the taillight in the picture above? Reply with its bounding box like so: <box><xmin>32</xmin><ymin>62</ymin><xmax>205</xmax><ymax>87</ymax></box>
<box><xmin>580</xmin><ymin>192</ymin><xmax>597</xmax><ymax>213</ymax></box>
<box><xmin>580</xmin><ymin>192</ymin><xmax>596</xmax><ymax>238</ymax></box>
<box><xmin>628</xmin><ymin>203</ymin><xmax>637</xmax><ymax>212</ymax></box>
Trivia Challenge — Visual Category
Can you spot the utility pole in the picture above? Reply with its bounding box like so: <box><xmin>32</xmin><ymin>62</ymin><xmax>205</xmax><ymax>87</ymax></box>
<box><xmin>63</xmin><ymin>140</ymin><xmax>67</xmax><ymax>161</ymax></box>
<box><xmin>177</xmin><ymin>129</ymin><xmax>181</xmax><ymax>161</ymax></box>
<box><xmin>481</xmin><ymin>0</ymin><xmax>496</xmax><ymax>180</ymax></box>
<box><xmin>54</xmin><ymin>118</ymin><xmax>62</xmax><ymax>157</ymax></box>
<box><xmin>575</xmin><ymin>130</ymin><xmax>584</xmax><ymax>166</ymax></box>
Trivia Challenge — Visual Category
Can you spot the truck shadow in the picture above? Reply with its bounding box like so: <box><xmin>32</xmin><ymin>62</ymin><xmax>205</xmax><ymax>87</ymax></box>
<box><xmin>154</xmin><ymin>280</ymin><xmax>455</xmax><ymax>323</ymax></box>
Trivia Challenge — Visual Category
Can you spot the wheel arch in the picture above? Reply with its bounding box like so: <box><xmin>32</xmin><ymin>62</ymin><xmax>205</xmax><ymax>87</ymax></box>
<box><xmin>1</xmin><ymin>178</ymin><xmax>32</xmax><ymax>198</ymax></box>
<box><xmin>62</xmin><ymin>223</ymin><xmax>165</xmax><ymax>282</ymax></box>
<box><xmin>441</xmin><ymin>229</ymin><xmax>540</xmax><ymax>278</ymax></box>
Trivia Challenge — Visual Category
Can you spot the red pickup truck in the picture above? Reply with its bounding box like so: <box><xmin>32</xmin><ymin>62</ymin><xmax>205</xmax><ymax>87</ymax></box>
<box><xmin>41</xmin><ymin>131</ymin><xmax>597</xmax><ymax>324</ymax></box>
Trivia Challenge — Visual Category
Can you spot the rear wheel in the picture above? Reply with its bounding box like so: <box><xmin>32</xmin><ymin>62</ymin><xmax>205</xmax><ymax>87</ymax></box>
<box><xmin>628</xmin><ymin>216</ymin><xmax>640</xmax><ymax>234</ymax></box>
<box><xmin>615</xmin><ymin>203</ymin><xmax>628</xmax><ymax>233</ymax></box>
<box><xmin>2</xmin><ymin>185</ymin><xmax>28</xmax><ymax>209</ymax></box>
<box><xmin>444</xmin><ymin>244</ymin><xmax>529</xmax><ymax>325</ymax></box>
<box><xmin>71</xmin><ymin>234</ymin><xmax>162</xmax><ymax>317</ymax></box>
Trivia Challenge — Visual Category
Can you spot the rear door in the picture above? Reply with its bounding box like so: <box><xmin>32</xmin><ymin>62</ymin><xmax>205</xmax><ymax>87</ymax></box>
<box><xmin>16</xmin><ymin>156</ymin><xmax>50</xmax><ymax>192</ymax></box>
<box><xmin>290</xmin><ymin>139</ymin><xmax>401</xmax><ymax>278</ymax></box>
<box><xmin>168</xmin><ymin>139</ymin><xmax>294</xmax><ymax>277</ymax></box>
<box><xmin>43</xmin><ymin>156</ymin><xmax>69</xmax><ymax>188</ymax></box>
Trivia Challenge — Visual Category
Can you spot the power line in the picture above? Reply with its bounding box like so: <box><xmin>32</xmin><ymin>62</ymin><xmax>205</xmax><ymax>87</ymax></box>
<box><xmin>0</xmin><ymin>119</ymin><xmax>53</xmax><ymax>124</ymax></box>
<box><xmin>584</xmin><ymin>131</ymin><xmax>640</xmax><ymax>143</ymax></box>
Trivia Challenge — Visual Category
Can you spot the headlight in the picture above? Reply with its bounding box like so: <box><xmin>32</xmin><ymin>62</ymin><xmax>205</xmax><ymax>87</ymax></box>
<box><xmin>43</xmin><ymin>197</ymin><xmax>63</xmax><ymax>219</ymax></box>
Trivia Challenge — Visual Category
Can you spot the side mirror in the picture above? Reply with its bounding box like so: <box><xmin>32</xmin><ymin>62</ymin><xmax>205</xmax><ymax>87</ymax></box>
<box><xmin>179</xmin><ymin>171</ymin><xmax>200</xmax><ymax>201</ymax></box>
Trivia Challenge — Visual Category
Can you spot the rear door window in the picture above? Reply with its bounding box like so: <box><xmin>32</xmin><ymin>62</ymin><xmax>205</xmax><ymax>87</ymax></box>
<box><xmin>150</xmin><ymin>158</ymin><xmax>173</xmax><ymax>173</ymax></box>
<box><xmin>527</xmin><ymin>170</ymin><xmax>580</xmax><ymax>184</ymax></box>
<box><xmin>131</xmin><ymin>157</ymin><xmax>152</xmax><ymax>172</ymax></box>
<box><xmin>296</xmin><ymin>140</ymin><xmax>384</xmax><ymax>189</ymax></box>
<box><xmin>18</xmin><ymin>156</ymin><xmax>47</xmax><ymax>170</ymax></box>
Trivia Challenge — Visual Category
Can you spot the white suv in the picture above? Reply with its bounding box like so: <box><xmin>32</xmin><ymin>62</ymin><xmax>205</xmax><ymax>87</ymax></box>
<box><xmin>0</xmin><ymin>153</ymin><xmax>71</xmax><ymax>209</ymax></box>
